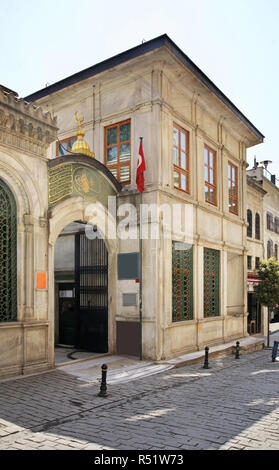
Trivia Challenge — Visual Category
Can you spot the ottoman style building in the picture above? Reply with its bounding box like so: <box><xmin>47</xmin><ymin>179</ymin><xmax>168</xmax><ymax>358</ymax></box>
<box><xmin>0</xmin><ymin>35</ymin><xmax>264</xmax><ymax>378</ymax></box>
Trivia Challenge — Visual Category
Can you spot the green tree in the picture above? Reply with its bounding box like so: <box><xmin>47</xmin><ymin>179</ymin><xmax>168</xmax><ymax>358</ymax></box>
<box><xmin>254</xmin><ymin>258</ymin><xmax>279</xmax><ymax>347</ymax></box>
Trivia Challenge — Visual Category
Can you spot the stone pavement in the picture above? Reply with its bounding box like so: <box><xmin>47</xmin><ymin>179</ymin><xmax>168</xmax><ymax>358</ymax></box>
<box><xmin>0</xmin><ymin>335</ymin><xmax>279</xmax><ymax>450</ymax></box>
<box><xmin>52</xmin><ymin>335</ymin><xmax>265</xmax><ymax>386</ymax></box>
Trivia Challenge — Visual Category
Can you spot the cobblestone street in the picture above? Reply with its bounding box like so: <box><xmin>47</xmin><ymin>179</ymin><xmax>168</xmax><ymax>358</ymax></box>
<box><xmin>1</xmin><ymin>347</ymin><xmax>279</xmax><ymax>451</ymax></box>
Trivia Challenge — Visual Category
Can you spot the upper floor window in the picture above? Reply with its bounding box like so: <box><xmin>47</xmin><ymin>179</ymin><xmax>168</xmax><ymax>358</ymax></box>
<box><xmin>105</xmin><ymin>120</ymin><xmax>131</xmax><ymax>184</ymax></box>
<box><xmin>173</xmin><ymin>124</ymin><xmax>190</xmax><ymax>193</ymax></box>
<box><xmin>255</xmin><ymin>213</ymin><xmax>260</xmax><ymax>240</ymax></box>
<box><xmin>267</xmin><ymin>213</ymin><xmax>274</xmax><ymax>231</ymax></box>
<box><xmin>247</xmin><ymin>255</ymin><xmax>252</xmax><ymax>270</ymax></box>
<box><xmin>204</xmin><ymin>145</ymin><xmax>217</xmax><ymax>206</ymax></box>
<box><xmin>56</xmin><ymin>136</ymin><xmax>77</xmax><ymax>156</ymax></box>
<box><xmin>247</xmin><ymin>209</ymin><xmax>252</xmax><ymax>238</ymax></box>
<box><xmin>267</xmin><ymin>239</ymin><xmax>273</xmax><ymax>259</ymax></box>
<box><xmin>228</xmin><ymin>162</ymin><xmax>238</xmax><ymax>215</ymax></box>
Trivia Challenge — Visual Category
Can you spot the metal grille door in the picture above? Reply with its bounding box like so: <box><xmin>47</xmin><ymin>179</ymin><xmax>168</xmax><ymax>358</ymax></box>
<box><xmin>0</xmin><ymin>179</ymin><xmax>17</xmax><ymax>322</ymax></box>
<box><xmin>75</xmin><ymin>231</ymin><xmax>108</xmax><ymax>352</ymax></box>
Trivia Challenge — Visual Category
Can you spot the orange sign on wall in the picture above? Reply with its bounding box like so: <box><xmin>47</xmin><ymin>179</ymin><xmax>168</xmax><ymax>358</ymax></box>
<box><xmin>37</xmin><ymin>272</ymin><xmax>47</xmax><ymax>289</ymax></box>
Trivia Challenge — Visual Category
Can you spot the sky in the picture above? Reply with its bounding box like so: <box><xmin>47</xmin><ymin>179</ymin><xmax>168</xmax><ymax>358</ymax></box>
<box><xmin>1</xmin><ymin>0</ymin><xmax>278</xmax><ymax>175</ymax></box>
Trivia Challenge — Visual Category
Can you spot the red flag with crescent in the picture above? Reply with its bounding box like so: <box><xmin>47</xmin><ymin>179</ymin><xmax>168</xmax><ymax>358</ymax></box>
<box><xmin>136</xmin><ymin>139</ymin><xmax>146</xmax><ymax>193</ymax></box>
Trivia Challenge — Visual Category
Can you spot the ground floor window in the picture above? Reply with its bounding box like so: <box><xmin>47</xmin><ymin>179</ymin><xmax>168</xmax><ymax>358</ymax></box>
<box><xmin>0</xmin><ymin>178</ymin><xmax>17</xmax><ymax>322</ymax></box>
<box><xmin>172</xmin><ymin>241</ymin><xmax>193</xmax><ymax>322</ymax></box>
<box><xmin>204</xmin><ymin>247</ymin><xmax>220</xmax><ymax>317</ymax></box>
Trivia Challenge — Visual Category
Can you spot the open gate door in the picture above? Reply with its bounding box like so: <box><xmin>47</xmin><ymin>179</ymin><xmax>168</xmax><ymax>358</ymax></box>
<box><xmin>75</xmin><ymin>231</ymin><xmax>108</xmax><ymax>353</ymax></box>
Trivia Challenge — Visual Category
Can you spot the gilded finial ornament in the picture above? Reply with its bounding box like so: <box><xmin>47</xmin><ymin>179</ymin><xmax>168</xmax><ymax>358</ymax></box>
<box><xmin>74</xmin><ymin>112</ymin><xmax>84</xmax><ymax>131</ymax></box>
<box><xmin>71</xmin><ymin>112</ymin><xmax>95</xmax><ymax>158</ymax></box>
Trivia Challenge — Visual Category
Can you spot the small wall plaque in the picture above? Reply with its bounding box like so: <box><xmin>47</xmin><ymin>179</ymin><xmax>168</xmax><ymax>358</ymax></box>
<box><xmin>123</xmin><ymin>293</ymin><xmax>137</xmax><ymax>307</ymax></box>
<box><xmin>37</xmin><ymin>272</ymin><xmax>47</xmax><ymax>289</ymax></box>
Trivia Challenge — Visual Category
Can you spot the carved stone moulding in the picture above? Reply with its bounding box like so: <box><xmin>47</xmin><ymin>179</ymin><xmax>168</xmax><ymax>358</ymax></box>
<box><xmin>0</xmin><ymin>87</ymin><xmax>57</xmax><ymax>154</ymax></box>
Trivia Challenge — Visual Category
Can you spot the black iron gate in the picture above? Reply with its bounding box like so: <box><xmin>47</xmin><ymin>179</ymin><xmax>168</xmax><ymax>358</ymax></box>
<box><xmin>75</xmin><ymin>231</ymin><xmax>108</xmax><ymax>352</ymax></box>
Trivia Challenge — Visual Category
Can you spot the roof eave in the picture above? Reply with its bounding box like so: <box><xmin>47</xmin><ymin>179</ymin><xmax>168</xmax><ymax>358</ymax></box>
<box><xmin>24</xmin><ymin>34</ymin><xmax>264</xmax><ymax>143</ymax></box>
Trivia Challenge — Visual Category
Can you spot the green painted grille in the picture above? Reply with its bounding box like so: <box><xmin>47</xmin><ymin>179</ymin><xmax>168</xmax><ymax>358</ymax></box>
<box><xmin>172</xmin><ymin>241</ymin><xmax>193</xmax><ymax>322</ymax></box>
<box><xmin>204</xmin><ymin>248</ymin><xmax>220</xmax><ymax>317</ymax></box>
<box><xmin>0</xmin><ymin>179</ymin><xmax>17</xmax><ymax>322</ymax></box>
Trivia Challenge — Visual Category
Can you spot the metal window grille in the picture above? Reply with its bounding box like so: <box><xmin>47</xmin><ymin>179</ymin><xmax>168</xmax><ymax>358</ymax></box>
<box><xmin>203</xmin><ymin>248</ymin><xmax>220</xmax><ymax>318</ymax></box>
<box><xmin>0</xmin><ymin>179</ymin><xmax>17</xmax><ymax>322</ymax></box>
<box><xmin>172</xmin><ymin>241</ymin><xmax>193</xmax><ymax>322</ymax></box>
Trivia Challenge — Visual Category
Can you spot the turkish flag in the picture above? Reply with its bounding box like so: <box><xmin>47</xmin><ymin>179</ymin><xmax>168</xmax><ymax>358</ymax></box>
<box><xmin>136</xmin><ymin>139</ymin><xmax>146</xmax><ymax>193</ymax></box>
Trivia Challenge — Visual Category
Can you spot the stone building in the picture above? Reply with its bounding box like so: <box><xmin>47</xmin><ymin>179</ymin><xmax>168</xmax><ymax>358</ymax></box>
<box><xmin>246</xmin><ymin>174</ymin><xmax>266</xmax><ymax>334</ymax></box>
<box><xmin>0</xmin><ymin>35</ymin><xmax>264</xmax><ymax>378</ymax></box>
<box><xmin>0</xmin><ymin>85</ymin><xmax>57</xmax><ymax>377</ymax></box>
<box><xmin>246</xmin><ymin>162</ymin><xmax>279</xmax><ymax>336</ymax></box>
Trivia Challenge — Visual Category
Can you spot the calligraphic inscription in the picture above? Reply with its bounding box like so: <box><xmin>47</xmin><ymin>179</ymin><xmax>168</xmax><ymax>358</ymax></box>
<box><xmin>48</xmin><ymin>163</ymin><xmax>117</xmax><ymax>208</ymax></box>
<box><xmin>48</xmin><ymin>165</ymin><xmax>73</xmax><ymax>206</ymax></box>
<box><xmin>73</xmin><ymin>167</ymin><xmax>101</xmax><ymax>197</ymax></box>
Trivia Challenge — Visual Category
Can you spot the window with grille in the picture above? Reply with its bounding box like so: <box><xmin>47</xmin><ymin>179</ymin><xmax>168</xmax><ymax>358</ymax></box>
<box><xmin>173</xmin><ymin>124</ymin><xmax>190</xmax><ymax>193</ymax></box>
<box><xmin>204</xmin><ymin>145</ymin><xmax>217</xmax><ymax>206</ymax></box>
<box><xmin>56</xmin><ymin>136</ymin><xmax>77</xmax><ymax>156</ymax></box>
<box><xmin>105</xmin><ymin>120</ymin><xmax>131</xmax><ymax>184</ymax></box>
<box><xmin>172</xmin><ymin>241</ymin><xmax>193</xmax><ymax>322</ymax></box>
<box><xmin>204</xmin><ymin>248</ymin><xmax>220</xmax><ymax>318</ymax></box>
<box><xmin>0</xmin><ymin>179</ymin><xmax>17</xmax><ymax>322</ymax></box>
<box><xmin>228</xmin><ymin>162</ymin><xmax>238</xmax><ymax>215</ymax></box>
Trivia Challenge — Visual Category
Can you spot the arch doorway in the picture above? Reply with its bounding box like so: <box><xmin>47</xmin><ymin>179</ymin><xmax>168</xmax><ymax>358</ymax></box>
<box><xmin>0</xmin><ymin>178</ymin><xmax>17</xmax><ymax>323</ymax></box>
<box><xmin>54</xmin><ymin>221</ymin><xmax>108</xmax><ymax>353</ymax></box>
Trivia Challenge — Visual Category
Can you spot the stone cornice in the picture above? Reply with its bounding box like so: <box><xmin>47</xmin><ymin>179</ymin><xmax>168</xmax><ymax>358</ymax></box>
<box><xmin>0</xmin><ymin>88</ymin><xmax>57</xmax><ymax>156</ymax></box>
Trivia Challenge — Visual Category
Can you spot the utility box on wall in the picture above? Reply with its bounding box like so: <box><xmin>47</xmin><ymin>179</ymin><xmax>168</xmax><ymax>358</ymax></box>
<box><xmin>116</xmin><ymin>321</ymin><xmax>140</xmax><ymax>357</ymax></box>
<box><xmin>117</xmin><ymin>253</ymin><xmax>139</xmax><ymax>280</ymax></box>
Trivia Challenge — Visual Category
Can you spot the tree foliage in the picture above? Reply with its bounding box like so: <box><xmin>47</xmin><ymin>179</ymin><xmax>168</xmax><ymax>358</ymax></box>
<box><xmin>254</xmin><ymin>258</ymin><xmax>279</xmax><ymax>308</ymax></box>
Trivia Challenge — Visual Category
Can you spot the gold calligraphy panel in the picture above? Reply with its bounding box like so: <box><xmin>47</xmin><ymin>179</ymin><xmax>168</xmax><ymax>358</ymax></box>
<box><xmin>48</xmin><ymin>163</ymin><xmax>116</xmax><ymax>208</ymax></box>
<box><xmin>48</xmin><ymin>165</ymin><xmax>73</xmax><ymax>206</ymax></box>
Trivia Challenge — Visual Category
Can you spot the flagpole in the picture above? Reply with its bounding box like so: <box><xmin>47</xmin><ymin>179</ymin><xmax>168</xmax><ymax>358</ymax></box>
<box><xmin>139</xmin><ymin>137</ymin><xmax>143</xmax><ymax>361</ymax></box>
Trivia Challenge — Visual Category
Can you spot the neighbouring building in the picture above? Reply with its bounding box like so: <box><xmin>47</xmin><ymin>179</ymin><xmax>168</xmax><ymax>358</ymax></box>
<box><xmin>247</xmin><ymin>161</ymin><xmax>279</xmax><ymax>336</ymax></box>
<box><xmin>246</xmin><ymin>173</ymin><xmax>266</xmax><ymax>335</ymax></box>
<box><xmin>0</xmin><ymin>35</ymin><xmax>265</xmax><ymax>378</ymax></box>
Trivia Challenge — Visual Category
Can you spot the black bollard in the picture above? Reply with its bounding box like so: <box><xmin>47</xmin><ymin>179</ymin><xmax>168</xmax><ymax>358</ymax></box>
<box><xmin>98</xmin><ymin>364</ymin><xmax>108</xmax><ymax>397</ymax></box>
<box><xmin>203</xmin><ymin>346</ymin><xmax>210</xmax><ymax>369</ymax></box>
<box><xmin>235</xmin><ymin>341</ymin><xmax>240</xmax><ymax>359</ymax></box>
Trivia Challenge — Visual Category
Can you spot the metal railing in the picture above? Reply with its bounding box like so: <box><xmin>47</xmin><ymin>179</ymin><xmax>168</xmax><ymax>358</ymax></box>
<box><xmin>263</xmin><ymin>168</ymin><xmax>279</xmax><ymax>189</ymax></box>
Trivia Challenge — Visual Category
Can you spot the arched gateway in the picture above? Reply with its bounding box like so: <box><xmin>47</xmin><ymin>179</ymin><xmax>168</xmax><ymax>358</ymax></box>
<box><xmin>48</xmin><ymin>153</ymin><xmax>121</xmax><ymax>359</ymax></box>
<box><xmin>0</xmin><ymin>178</ymin><xmax>17</xmax><ymax>323</ymax></box>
